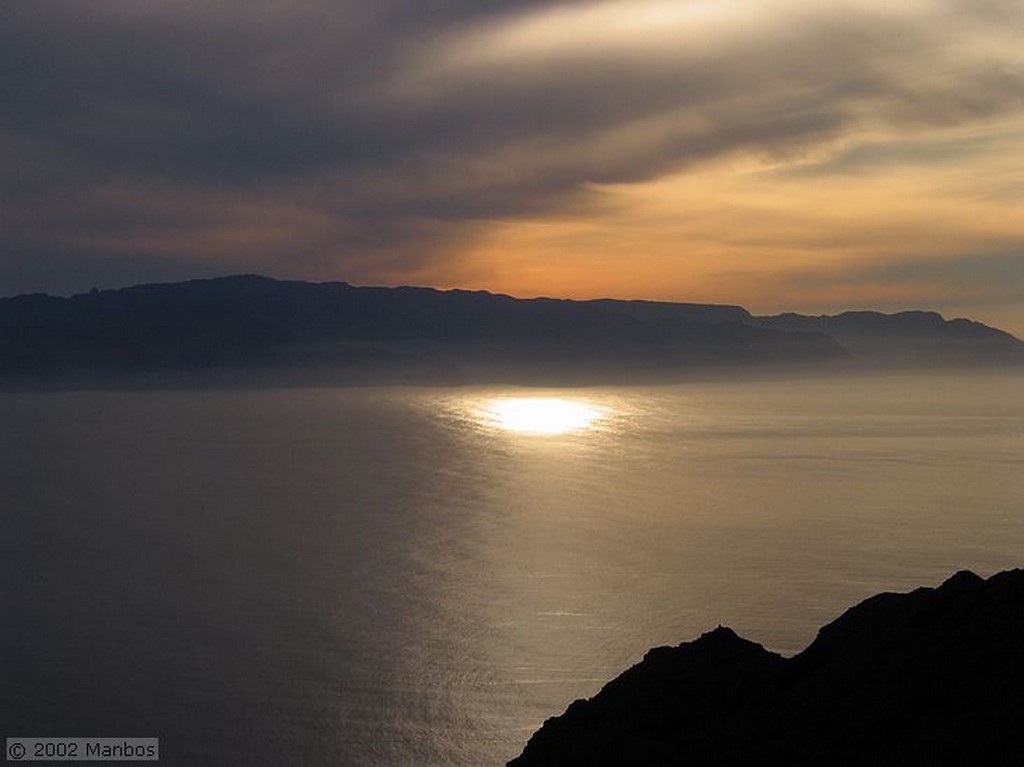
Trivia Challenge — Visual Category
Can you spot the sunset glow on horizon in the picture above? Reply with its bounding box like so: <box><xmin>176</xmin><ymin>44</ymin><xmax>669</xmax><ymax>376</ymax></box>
<box><xmin>3</xmin><ymin>1</ymin><xmax>1023</xmax><ymax>334</ymax></box>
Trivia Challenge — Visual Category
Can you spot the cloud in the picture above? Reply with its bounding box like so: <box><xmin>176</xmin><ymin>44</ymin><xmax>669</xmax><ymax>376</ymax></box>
<box><xmin>2</xmin><ymin>0</ymin><xmax>1023</xmax><ymax>311</ymax></box>
<box><xmin>429</xmin><ymin>110</ymin><xmax>1024</xmax><ymax>334</ymax></box>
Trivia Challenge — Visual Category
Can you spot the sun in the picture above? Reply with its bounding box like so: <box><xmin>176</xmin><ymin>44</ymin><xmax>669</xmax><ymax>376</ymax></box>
<box><xmin>486</xmin><ymin>397</ymin><xmax>603</xmax><ymax>435</ymax></box>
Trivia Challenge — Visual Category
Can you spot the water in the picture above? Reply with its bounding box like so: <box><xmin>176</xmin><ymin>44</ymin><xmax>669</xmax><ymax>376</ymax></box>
<box><xmin>2</xmin><ymin>371</ymin><xmax>1023</xmax><ymax>765</ymax></box>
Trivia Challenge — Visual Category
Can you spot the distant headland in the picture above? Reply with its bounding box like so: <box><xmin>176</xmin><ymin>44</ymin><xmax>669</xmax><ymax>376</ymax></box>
<box><xmin>509</xmin><ymin>568</ymin><xmax>1024</xmax><ymax>766</ymax></box>
<box><xmin>1</xmin><ymin>275</ymin><xmax>1021</xmax><ymax>388</ymax></box>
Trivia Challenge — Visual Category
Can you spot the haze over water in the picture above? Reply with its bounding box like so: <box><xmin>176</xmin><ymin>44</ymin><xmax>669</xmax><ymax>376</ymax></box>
<box><xmin>3</xmin><ymin>371</ymin><xmax>1023</xmax><ymax>765</ymax></box>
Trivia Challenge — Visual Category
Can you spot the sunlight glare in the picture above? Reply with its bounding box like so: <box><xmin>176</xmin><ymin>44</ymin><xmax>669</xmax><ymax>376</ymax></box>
<box><xmin>487</xmin><ymin>397</ymin><xmax>603</xmax><ymax>435</ymax></box>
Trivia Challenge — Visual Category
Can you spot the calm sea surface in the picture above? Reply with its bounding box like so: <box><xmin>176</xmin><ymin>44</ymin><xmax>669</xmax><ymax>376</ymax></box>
<box><xmin>3</xmin><ymin>372</ymin><xmax>1023</xmax><ymax>765</ymax></box>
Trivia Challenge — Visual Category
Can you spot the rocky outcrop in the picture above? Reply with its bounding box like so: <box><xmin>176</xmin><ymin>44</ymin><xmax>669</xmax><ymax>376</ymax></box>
<box><xmin>509</xmin><ymin>569</ymin><xmax>1024</xmax><ymax>766</ymax></box>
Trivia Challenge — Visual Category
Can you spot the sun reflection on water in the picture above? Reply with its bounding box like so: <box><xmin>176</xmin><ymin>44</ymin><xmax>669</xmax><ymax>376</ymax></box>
<box><xmin>484</xmin><ymin>397</ymin><xmax>605</xmax><ymax>435</ymax></box>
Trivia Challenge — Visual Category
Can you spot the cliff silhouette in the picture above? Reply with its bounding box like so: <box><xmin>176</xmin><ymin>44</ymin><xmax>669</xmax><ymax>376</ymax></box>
<box><xmin>1</xmin><ymin>275</ymin><xmax>1020</xmax><ymax>387</ymax></box>
<box><xmin>753</xmin><ymin>310</ymin><xmax>1023</xmax><ymax>366</ymax></box>
<box><xmin>509</xmin><ymin>569</ymin><xmax>1024</xmax><ymax>766</ymax></box>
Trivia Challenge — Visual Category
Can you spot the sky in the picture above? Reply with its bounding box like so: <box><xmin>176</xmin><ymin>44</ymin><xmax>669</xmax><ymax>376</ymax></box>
<box><xmin>3</xmin><ymin>0</ymin><xmax>1023</xmax><ymax>334</ymax></box>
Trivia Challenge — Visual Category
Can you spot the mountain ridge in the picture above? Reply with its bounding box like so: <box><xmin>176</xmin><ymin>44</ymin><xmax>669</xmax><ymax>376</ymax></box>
<box><xmin>1</xmin><ymin>275</ymin><xmax>1020</xmax><ymax>387</ymax></box>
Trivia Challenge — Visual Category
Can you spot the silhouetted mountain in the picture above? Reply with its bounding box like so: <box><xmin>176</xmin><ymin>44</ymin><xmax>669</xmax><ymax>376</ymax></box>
<box><xmin>0</xmin><ymin>276</ymin><xmax>839</xmax><ymax>387</ymax></box>
<box><xmin>509</xmin><ymin>569</ymin><xmax>1024</xmax><ymax>766</ymax></box>
<box><xmin>752</xmin><ymin>310</ymin><xmax>1024</xmax><ymax>365</ymax></box>
<box><xmin>0</xmin><ymin>275</ymin><xmax>1019</xmax><ymax>388</ymax></box>
<box><xmin>582</xmin><ymin>298</ymin><xmax>751</xmax><ymax>325</ymax></box>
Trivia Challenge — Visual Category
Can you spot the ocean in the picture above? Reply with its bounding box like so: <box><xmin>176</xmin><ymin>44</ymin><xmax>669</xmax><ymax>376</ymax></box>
<box><xmin>2</xmin><ymin>371</ymin><xmax>1023</xmax><ymax>765</ymax></box>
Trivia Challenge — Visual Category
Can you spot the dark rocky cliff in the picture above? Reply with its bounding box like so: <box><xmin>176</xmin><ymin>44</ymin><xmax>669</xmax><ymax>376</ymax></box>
<box><xmin>509</xmin><ymin>569</ymin><xmax>1024</xmax><ymax>766</ymax></box>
